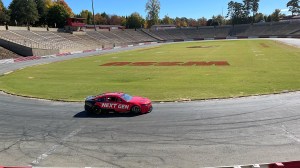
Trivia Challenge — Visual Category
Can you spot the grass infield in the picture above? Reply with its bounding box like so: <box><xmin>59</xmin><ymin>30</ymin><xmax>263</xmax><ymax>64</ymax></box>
<box><xmin>0</xmin><ymin>39</ymin><xmax>299</xmax><ymax>102</ymax></box>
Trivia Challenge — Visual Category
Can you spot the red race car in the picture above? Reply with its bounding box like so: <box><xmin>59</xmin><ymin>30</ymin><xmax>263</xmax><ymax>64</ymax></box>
<box><xmin>84</xmin><ymin>92</ymin><xmax>153</xmax><ymax>115</ymax></box>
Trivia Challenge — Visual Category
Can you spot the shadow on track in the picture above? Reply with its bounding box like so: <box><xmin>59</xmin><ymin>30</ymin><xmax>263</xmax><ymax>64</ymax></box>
<box><xmin>73</xmin><ymin>111</ymin><xmax>143</xmax><ymax>118</ymax></box>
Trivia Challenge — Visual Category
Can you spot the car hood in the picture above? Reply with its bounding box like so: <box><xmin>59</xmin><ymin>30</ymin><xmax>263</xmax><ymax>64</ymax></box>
<box><xmin>85</xmin><ymin>96</ymin><xmax>95</xmax><ymax>101</ymax></box>
<box><xmin>129</xmin><ymin>96</ymin><xmax>151</xmax><ymax>104</ymax></box>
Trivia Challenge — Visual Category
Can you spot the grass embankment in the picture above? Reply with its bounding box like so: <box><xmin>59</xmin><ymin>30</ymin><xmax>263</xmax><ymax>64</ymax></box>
<box><xmin>0</xmin><ymin>40</ymin><xmax>299</xmax><ymax>101</ymax></box>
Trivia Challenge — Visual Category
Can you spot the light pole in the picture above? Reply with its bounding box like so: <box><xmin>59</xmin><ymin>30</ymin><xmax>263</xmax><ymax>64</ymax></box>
<box><xmin>92</xmin><ymin>0</ymin><xmax>96</xmax><ymax>31</ymax></box>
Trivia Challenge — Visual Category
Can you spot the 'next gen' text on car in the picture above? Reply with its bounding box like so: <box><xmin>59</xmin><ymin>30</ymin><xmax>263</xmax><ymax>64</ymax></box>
<box><xmin>85</xmin><ymin>92</ymin><xmax>153</xmax><ymax>114</ymax></box>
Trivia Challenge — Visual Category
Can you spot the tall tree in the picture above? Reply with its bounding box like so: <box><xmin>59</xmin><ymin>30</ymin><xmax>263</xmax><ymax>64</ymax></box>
<box><xmin>243</xmin><ymin>0</ymin><xmax>251</xmax><ymax>16</ymax></box>
<box><xmin>35</xmin><ymin>0</ymin><xmax>48</xmax><ymax>26</ymax></box>
<box><xmin>79</xmin><ymin>10</ymin><xmax>93</xmax><ymax>24</ymax></box>
<box><xmin>109</xmin><ymin>15</ymin><xmax>123</xmax><ymax>25</ymax></box>
<box><xmin>161</xmin><ymin>15</ymin><xmax>173</xmax><ymax>24</ymax></box>
<box><xmin>197</xmin><ymin>17</ymin><xmax>207</xmax><ymax>26</ymax></box>
<box><xmin>0</xmin><ymin>0</ymin><xmax>10</xmax><ymax>24</ymax></box>
<box><xmin>287</xmin><ymin>0</ymin><xmax>299</xmax><ymax>16</ymax></box>
<box><xmin>9</xmin><ymin>0</ymin><xmax>39</xmax><ymax>26</ymax></box>
<box><xmin>145</xmin><ymin>0</ymin><xmax>160</xmax><ymax>28</ymax></box>
<box><xmin>94</xmin><ymin>13</ymin><xmax>106</xmax><ymax>25</ymax></box>
<box><xmin>187</xmin><ymin>18</ymin><xmax>197</xmax><ymax>27</ymax></box>
<box><xmin>0</xmin><ymin>0</ymin><xmax>10</xmax><ymax>25</ymax></box>
<box><xmin>127</xmin><ymin>12</ymin><xmax>144</xmax><ymax>29</ymax></box>
<box><xmin>254</xmin><ymin>13</ymin><xmax>264</xmax><ymax>23</ymax></box>
<box><xmin>55</xmin><ymin>0</ymin><xmax>74</xmax><ymax>17</ymax></box>
<box><xmin>251</xmin><ymin>0</ymin><xmax>260</xmax><ymax>15</ymax></box>
<box><xmin>47</xmin><ymin>2</ymin><xmax>70</xmax><ymax>27</ymax></box>
<box><xmin>227</xmin><ymin>1</ymin><xmax>246</xmax><ymax>25</ymax></box>
<box><xmin>0</xmin><ymin>0</ymin><xmax>4</xmax><ymax>11</ymax></box>
<box><xmin>270</xmin><ymin>9</ymin><xmax>283</xmax><ymax>22</ymax></box>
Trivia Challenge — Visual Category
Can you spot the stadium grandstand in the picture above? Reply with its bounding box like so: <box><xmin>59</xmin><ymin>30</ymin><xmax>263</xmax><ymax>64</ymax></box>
<box><xmin>0</xmin><ymin>18</ymin><xmax>300</xmax><ymax>58</ymax></box>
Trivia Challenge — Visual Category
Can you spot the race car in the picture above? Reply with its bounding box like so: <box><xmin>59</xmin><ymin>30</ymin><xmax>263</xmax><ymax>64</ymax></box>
<box><xmin>84</xmin><ymin>92</ymin><xmax>153</xmax><ymax>115</ymax></box>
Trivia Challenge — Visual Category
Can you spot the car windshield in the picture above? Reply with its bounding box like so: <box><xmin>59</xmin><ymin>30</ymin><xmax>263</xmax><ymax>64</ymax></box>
<box><xmin>121</xmin><ymin>94</ymin><xmax>133</xmax><ymax>102</ymax></box>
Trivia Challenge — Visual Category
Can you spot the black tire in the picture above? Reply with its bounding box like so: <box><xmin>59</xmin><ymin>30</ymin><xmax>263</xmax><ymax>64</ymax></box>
<box><xmin>131</xmin><ymin>106</ymin><xmax>141</xmax><ymax>114</ymax></box>
<box><xmin>93</xmin><ymin>106</ymin><xmax>102</xmax><ymax>115</ymax></box>
<box><xmin>85</xmin><ymin>105</ymin><xmax>93</xmax><ymax>113</ymax></box>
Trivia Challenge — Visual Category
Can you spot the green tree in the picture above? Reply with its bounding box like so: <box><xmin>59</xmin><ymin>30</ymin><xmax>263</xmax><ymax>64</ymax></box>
<box><xmin>35</xmin><ymin>0</ymin><xmax>48</xmax><ymax>26</ymax></box>
<box><xmin>47</xmin><ymin>3</ymin><xmax>70</xmax><ymax>27</ymax></box>
<box><xmin>94</xmin><ymin>13</ymin><xmax>106</xmax><ymax>25</ymax></box>
<box><xmin>270</xmin><ymin>9</ymin><xmax>282</xmax><ymax>22</ymax></box>
<box><xmin>287</xmin><ymin>0</ymin><xmax>299</xmax><ymax>16</ymax></box>
<box><xmin>127</xmin><ymin>12</ymin><xmax>144</xmax><ymax>29</ymax></box>
<box><xmin>145</xmin><ymin>0</ymin><xmax>160</xmax><ymax>28</ymax></box>
<box><xmin>227</xmin><ymin>1</ymin><xmax>246</xmax><ymax>25</ymax></box>
<box><xmin>161</xmin><ymin>15</ymin><xmax>173</xmax><ymax>24</ymax></box>
<box><xmin>0</xmin><ymin>0</ymin><xmax>10</xmax><ymax>25</ymax></box>
<box><xmin>79</xmin><ymin>10</ymin><xmax>93</xmax><ymax>24</ymax></box>
<box><xmin>250</xmin><ymin>0</ymin><xmax>260</xmax><ymax>23</ymax></box>
<box><xmin>9</xmin><ymin>0</ymin><xmax>39</xmax><ymax>26</ymax></box>
<box><xmin>243</xmin><ymin>0</ymin><xmax>251</xmax><ymax>16</ymax></box>
<box><xmin>254</xmin><ymin>13</ymin><xmax>264</xmax><ymax>23</ymax></box>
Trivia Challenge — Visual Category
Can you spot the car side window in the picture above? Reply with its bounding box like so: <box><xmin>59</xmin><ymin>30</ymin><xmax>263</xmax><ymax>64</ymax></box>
<box><xmin>117</xmin><ymin>98</ymin><xmax>123</xmax><ymax>103</ymax></box>
<box><xmin>97</xmin><ymin>97</ymin><xmax>105</xmax><ymax>102</ymax></box>
<box><xmin>107</xmin><ymin>96</ymin><xmax>117</xmax><ymax>102</ymax></box>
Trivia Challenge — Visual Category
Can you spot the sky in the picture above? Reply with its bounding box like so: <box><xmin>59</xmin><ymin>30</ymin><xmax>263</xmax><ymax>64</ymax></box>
<box><xmin>2</xmin><ymin>0</ymin><xmax>292</xmax><ymax>19</ymax></box>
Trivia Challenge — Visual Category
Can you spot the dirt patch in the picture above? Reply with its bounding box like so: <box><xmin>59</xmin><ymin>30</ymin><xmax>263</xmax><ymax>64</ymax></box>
<box><xmin>260</xmin><ymin>43</ymin><xmax>270</xmax><ymax>48</ymax></box>
<box><xmin>187</xmin><ymin>45</ymin><xmax>219</xmax><ymax>49</ymax></box>
<box><xmin>137</xmin><ymin>46</ymin><xmax>161</xmax><ymax>52</ymax></box>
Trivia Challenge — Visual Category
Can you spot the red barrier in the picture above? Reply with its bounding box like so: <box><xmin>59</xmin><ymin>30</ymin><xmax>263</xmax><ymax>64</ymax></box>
<box><xmin>269</xmin><ymin>161</ymin><xmax>300</xmax><ymax>168</ymax></box>
<box><xmin>13</xmin><ymin>56</ymin><xmax>41</xmax><ymax>63</ymax></box>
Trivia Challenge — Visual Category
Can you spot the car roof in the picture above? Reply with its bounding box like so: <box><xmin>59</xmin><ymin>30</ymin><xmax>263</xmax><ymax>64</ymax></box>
<box><xmin>102</xmin><ymin>92</ymin><xmax>124</xmax><ymax>97</ymax></box>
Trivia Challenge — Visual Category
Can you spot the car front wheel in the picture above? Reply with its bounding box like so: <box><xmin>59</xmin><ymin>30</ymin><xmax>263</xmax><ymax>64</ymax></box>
<box><xmin>131</xmin><ymin>106</ymin><xmax>141</xmax><ymax>114</ymax></box>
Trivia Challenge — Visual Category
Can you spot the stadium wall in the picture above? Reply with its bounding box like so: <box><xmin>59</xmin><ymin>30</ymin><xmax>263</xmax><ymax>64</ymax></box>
<box><xmin>0</xmin><ymin>38</ymin><xmax>59</xmax><ymax>56</ymax></box>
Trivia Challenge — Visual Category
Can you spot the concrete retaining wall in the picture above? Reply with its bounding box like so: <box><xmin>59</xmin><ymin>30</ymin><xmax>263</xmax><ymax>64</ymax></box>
<box><xmin>0</xmin><ymin>38</ymin><xmax>59</xmax><ymax>56</ymax></box>
<box><xmin>2</xmin><ymin>26</ymin><xmax>60</xmax><ymax>32</ymax></box>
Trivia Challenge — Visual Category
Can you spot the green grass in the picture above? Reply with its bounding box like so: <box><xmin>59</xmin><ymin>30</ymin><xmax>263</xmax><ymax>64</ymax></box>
<box><xmin>0</xmin><ymin>40</ymin><xmax>299</xmax><ymax>101</ymax></box>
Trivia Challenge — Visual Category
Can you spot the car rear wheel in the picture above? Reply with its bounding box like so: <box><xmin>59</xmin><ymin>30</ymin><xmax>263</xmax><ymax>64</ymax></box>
<box><xmin>131</xmin><ymin>106</ymin><xmax>141</xmax><ymax>114</ymax></box>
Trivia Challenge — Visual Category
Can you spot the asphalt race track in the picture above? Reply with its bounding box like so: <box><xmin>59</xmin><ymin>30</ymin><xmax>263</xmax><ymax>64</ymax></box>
<box><xmin>0</xmin><ymin>39</ymin><xmax>299</xmax><ymax>167</ymax></box>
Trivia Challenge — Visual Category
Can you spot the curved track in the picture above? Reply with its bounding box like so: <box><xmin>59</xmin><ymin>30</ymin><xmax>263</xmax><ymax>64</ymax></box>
<box><xmin>0</xmin><ymin>40</ymin><xmax>300</xmax><ymax>167</ymax></box>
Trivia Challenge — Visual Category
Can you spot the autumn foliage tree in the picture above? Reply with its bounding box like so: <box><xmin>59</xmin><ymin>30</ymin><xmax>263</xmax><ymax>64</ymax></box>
<box><xmin>47</xmin><ymin>2</ymin><xmax>70</xmax><ymax>27</ymax></box>
<box><xmin>54</xmin><ymin>0</ymin><xmax>74</xmax><ymax>17</ymax></box>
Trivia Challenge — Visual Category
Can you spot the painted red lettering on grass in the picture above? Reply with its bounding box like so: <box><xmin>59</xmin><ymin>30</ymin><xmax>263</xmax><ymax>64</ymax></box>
<box><xmin>182</xmin><ymin>62</ymin><xmax>212</xmax><ymax>66</ymax></box>
<box><xmin>130</xmin><ymin>62</ymin><xmax>157</xmax><ymax>66</ymax></box>
<box><xmin>155</xmin><ymin>62</ymin><xmax>184</xmax><ymax>66</ymax></box>
<box><xmin>101</xmin><ymin>62</ymin><xmax>131</xmax><ymax>66</ymax></box>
